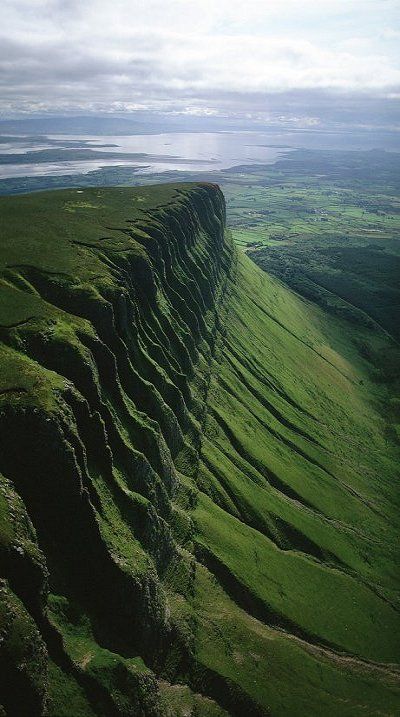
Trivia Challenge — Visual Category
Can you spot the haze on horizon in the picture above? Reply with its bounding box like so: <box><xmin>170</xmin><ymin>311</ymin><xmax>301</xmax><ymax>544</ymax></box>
<box><xmin>1</xmin><ymin>0</ymin><xmax>400</xmax><ymax>133</ymax></box>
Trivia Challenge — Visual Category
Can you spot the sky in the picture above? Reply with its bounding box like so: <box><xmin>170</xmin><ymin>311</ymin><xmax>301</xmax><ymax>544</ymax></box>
<box><xmin>1</xmin><ymin>0</ymin><xmax>400</xmax><ymax>130</ymax></box>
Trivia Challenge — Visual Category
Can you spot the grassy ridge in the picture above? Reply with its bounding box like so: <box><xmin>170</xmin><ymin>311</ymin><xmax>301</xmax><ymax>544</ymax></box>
<box><xmin>0</xmin><ymin>185</ymin><xmax>399</xmax><ymax>716</ymax></box>
<box><xmin>187</xmin><ymin>250</ymin><xmax>400</xmax><ymax>712</ymax></box>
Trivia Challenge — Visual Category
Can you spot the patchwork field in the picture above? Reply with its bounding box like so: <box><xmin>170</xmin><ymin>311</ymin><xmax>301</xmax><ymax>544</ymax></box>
<box><xmin>220</xmin><ymin>150</ymin><xmax>400</xmax><ymax>343</ymax></box>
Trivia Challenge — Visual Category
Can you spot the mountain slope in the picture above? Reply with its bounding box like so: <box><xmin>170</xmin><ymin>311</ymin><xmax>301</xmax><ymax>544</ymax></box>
<box><xmin>0</xmin><ymin>185</ymin><xmax>399</xmax><ymax>716</ymax></box>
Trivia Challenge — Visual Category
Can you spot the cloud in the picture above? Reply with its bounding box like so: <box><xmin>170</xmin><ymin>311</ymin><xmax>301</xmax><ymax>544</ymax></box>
<box><xmin>0</xmin><ymin>0</ymin><xmax>399</xmax><ymax>124</ymax></box>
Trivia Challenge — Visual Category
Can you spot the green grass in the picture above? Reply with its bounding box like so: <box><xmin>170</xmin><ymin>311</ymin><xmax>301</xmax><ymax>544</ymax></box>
<box><xmin>191</xmin><ymin>250</ymin><xmax>399</xmax><ymax>652</ymax></box>
<box><xmin>195</xmin><ymin>492</ymin><xmax>399</xmax><ymax>660</ymax></box>
<box><xmin>47</xmin><ymin>661</ymin><xmax>97</xmax><ymax>717</ymax></box>
<box><xmin>191</xmin><ymin>564</ymin><xmax>400</xmax><ymax>717</ymax></box>
<box><xmin>0</xmin><ymin>183</ymin><xmax>399</xmax><ymax>716</ymax></box>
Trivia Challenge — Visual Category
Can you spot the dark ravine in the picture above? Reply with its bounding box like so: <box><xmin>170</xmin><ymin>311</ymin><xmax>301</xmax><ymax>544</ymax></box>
<box><xmin>0</xmin><ymin>184</ymin><xmax>399</xmax><ymax>716</ymax></box>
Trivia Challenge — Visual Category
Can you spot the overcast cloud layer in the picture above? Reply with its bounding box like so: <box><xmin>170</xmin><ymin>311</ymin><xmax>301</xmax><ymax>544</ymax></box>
<box><xmin>1</xmin><ymin>0</ymin><xmax>400</xmax><ymax>128</ymax></box>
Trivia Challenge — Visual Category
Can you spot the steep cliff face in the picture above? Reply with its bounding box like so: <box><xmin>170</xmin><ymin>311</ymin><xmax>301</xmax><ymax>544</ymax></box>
<box><xmin>0</xmin><ymin>184</ymin><xmax>399</xmax><ymax>717</ymax></box>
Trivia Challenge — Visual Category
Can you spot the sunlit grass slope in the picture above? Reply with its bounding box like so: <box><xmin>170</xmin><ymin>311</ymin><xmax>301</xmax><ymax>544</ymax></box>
<box><xmin>191</xmin><ymin>251</ymin><xmax>400</xmax><ymax>714</ymax></box>
<box><xmin>0</xmin><ymin>185</ymin><xmax>399</xmax><ymax>716</ymax></box>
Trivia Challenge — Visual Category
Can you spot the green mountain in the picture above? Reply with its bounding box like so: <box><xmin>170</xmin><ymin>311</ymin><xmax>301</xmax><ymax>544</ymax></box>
<box><xmin>0</xmin><ymin>184</ymin><xmax>399</xmax><ymax>717</ymax></box>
